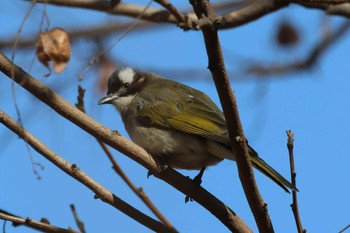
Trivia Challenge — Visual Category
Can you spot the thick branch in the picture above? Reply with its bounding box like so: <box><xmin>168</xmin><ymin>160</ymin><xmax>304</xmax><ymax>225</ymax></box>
<box><xmin>0</xmin><ymin>110</ymin><xmax>171</xmax><ymax>233</ymax></box>
<box><xmin>34</xmin><ymin>0</ymin><xmax>288</xmax><ymax>30</ymax></box>
<box><xmin>288</xmin><ymin>0</ymin><xmax>350</xmax><ymax>18</ymax></box>
<box><xmin>75</xmin><ymin>86</ymin><xmax>176</xmax><ymax>231</ymax></box>
<box><xmin>0</xmin><ymin>53</ymin><xmax>251</xmax><ymax>232</ymax></box>
<box><xmin>191</xmin><ymin>0</ymin><xmax>274</xmax><ymax>232</ymax></box>
<box><xmin>218</xmin><ymin>0</ymin><xmax>289</xmax><ymax>29</ymax></box>
<box><xmin>20</xmin><ymin>0</ymin><xmax>350</xmax><ymax>38</ymax></box>
<box><xmin>0</xmin><ymin>210</ymin><xmax>79</xmax><ymax>233</ymax></box>
<box><xmin>35</xmin><ymin>0</ymin><xmax>198</xmax><ymax>28</ymax></box>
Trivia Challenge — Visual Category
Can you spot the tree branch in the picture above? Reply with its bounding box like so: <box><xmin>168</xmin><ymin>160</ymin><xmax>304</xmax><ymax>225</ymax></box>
<box><xmin>248</xmin><ymin>20</ymin><xmax>350</xmax><ymax>77</ymax></box>
<box><xmin>16</xmin><ymin>0</ymin><xmax>350</xmax><ymax>40</ymax></box>
<box><xmin>69</xmin><ymin>204</ymin><xmax>86</xmax><ymax>233</ymax></box>
<box><xmin>218</xmin><ymin>0</ymin><xmax>289</xmax><ymax>29</ymax></box>
<box><xmin>75</xmin><ymin>86</ymin><xmax>177</xmax><ymax>231</ymax></box>
<box><xmin>33</xmin><ymin>0</ymin><xmax>287</xmax><ymax>30</ymax></box>
<box><xmin>286</xmin><ymin>130</ymin><xmax>305</xmax><ymax>233</ymax></box>
<box><xmin>35</xmin><ymin>0</ymin><xmax>198</xmax><ymax>28</ymax></box>
<box><xmin>154</xmin><ymin>0</ymin><xmax>191</xmax><ymax>29</ymax></box>
<box><xmin>0</xmin><ymin>22</ymin><xmax>159</xmax><ymax>50</ymax></box>
<box><xmin>190</xmin><ymin>0</ymin><xmax>274</xmax><ymax>232</ymax></box>
<box><xmin>288</xmin><ymin>0</ymin><xmax>350</xmax><ymax>18</ymax></box>
<box><xmin>0</xmin><ymin>210</ymin><xmax>79</xmax><ymax>233</ymax></box>
<box><xmin>0</xmin><ymin>52</ymin><xmax>251</xmax><ymax>232</ymax></box>
<box><xmin>0</xmin><ymin>110</ymin><xmax>172</xmax><ymax>233</ymax></box>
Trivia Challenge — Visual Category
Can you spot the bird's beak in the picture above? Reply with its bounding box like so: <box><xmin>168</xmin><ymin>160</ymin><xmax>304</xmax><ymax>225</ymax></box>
<box><xmin>98</xmin><ymin>94</ymin><xmax>117</xmax><ymax>105</ymax></box>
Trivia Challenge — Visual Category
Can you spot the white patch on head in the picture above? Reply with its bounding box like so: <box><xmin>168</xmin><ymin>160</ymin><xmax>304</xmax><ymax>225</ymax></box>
<box><xmin>119</xmin><ymin>67</ymin><xmax>136</xmax><ymax>84</ymax></box>
<box><xmin>112</xmin><ymin>94</ymin><xmax>136</xmax><ymax>113</ymax></box>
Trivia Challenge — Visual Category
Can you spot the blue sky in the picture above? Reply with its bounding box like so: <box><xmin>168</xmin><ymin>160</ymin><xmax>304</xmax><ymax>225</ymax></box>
<box><xmin>1</xmin><ymin>1</ymin><xmax>350</xmax><ymax>233</ymax></box>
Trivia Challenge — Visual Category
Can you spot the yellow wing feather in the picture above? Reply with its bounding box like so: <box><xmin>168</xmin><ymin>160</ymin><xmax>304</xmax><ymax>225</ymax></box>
<box><xmin>135</xmin><ymin>79</ymin><xmax>230</xmax><ymax>145</ymax></box>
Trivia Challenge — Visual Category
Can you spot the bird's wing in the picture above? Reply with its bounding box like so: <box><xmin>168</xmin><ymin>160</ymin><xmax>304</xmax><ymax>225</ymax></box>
<box><xmin>135</xmin><ymin>80</ymin><xmax>231</xmax><ymax>146</ymax></box>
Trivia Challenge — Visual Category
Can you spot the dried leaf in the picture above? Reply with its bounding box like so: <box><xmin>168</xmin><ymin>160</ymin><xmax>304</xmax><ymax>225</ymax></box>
<box><xmin>36</xmin><ymin>28</ymin><xmax>71</xmax><ymax>77</ymax></box>
<box><xmin>276</xmin><ymin>20</ymin><xmax>299</xmax><ymax>48</ymax></box>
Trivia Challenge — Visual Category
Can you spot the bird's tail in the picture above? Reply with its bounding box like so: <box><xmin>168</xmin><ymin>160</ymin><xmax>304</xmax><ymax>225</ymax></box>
<box><xmin>248</xmin><ymin>146</ymin><xmax>298</xmax><ymax>193</ymax></box>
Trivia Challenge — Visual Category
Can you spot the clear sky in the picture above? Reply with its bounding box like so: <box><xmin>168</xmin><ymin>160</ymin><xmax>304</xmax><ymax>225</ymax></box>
<box><xmin>1</xmin><ymin>1</ymin><xmax>350</xmax><ymax>233</ymax></box>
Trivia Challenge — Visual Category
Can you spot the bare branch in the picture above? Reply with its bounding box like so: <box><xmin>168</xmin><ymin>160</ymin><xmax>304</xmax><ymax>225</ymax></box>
<box><xmin>10</xmin><ymin>0</ymin><xmax>45</xmax><ymax>180</ymax></box>
<box><xmin>247</xmin><ymin>20</ymin><xmax>350</xmax><ymax>77</ymax></box>
<box><xmin>0</xmin><ymin>52</ymin><xmax>251</xmax><ymax>232</ymax></box>
<box><xmin>97</xmin><ymin>140</ymin><xmax>178</xmax><ymax>231</ymax></box>
<box><xmin>35</xmin><ymin>0</ymin><xmax>197</xmax><ymax>28</ymax></box>
<box><xmin>288</xmin><ymin>0</ymin><xmax>350</xmax><ymax>18</ymax></box>
<box><xmin>218</xmin><ymin>0</ymin><xmax>289</xmax><ymax>29</ymax></box>
<box><xmin>78</xmin><ymin>0</ymin><xmax>155</xmax><ymax>80</ymax></box>
<box><xmin>0</xmin><ymin>22</ymin><xmax>159</xmax><ymax>50</ymax></box>
<box><xmin>190</xmin><ymin>1</ymin><xmax>274</xmax><ymax>232</ymax></box>
<box><xmin>0</xmin><ymin>210</ymin><xmax>79</xmax><ymax>233</ymax></box>
<box><xmin>75</xmin><ymin>85</ymin><xmax>177</xmax><ymax>231</ymax></box>
<box><xmin>69</xmin><ymin>205</ymin><xmax>86</xmax><ymax>233</ymax></box>
<box><xmin>13</xmin><ymin>0</ymin><xmax>350</xmax><ymax>39</ymax></box>
<box><xmin>154</xmin><ymin>0</ymin><xmax>190</xmax><ymax>29</ymax></box>
<box><xmin>286</xmin><ymin>130</ymin><xmax>305</xmax><ymax>233</ymax></box>
<box><xmin>339</xmin><ymin>223</ymin><xmax>350</xmax><ymax>233</ymax></box>
<box><xmin>328</xmin><ymin>3</ymin><xmax>350</xmax><ymax>17</ymax></box>
<box><xmin>0</xmin><ymin>110</ymin><xmax>173</xmax><ymax>233</ymax></box>
<box><xmin>33</xmin><ymin>0</ymin><xmax>288</xmax><ymax>30</ymax></box>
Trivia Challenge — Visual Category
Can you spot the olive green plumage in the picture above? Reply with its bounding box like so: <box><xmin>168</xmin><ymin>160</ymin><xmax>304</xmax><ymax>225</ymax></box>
<box><xmin>135</xmin><ymin>78</ymin><xmax>297</xmax><ymax>192</ymax></box>
<box><xmin>99</xmin><ymin>67</ymin><xmax>298</xmax><ymax>193</ymax></box>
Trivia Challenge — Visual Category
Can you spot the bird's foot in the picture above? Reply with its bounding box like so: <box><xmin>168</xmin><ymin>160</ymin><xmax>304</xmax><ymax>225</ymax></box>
<box><xmin>185</xmin><ymin>167</ymin><xmax>206</xmax><ymax>203</ymax></box>
<box><xmin>147</xmin><ymin>163</ymin><xmax>168</xmax><ymax>178</ymax></box>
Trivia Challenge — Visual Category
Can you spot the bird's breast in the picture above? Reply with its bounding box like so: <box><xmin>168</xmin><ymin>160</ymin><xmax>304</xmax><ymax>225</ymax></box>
<box><xmin>123</xmin><ymin>115</ymin><xmax>222</xmax><ymax>170</ymax></box>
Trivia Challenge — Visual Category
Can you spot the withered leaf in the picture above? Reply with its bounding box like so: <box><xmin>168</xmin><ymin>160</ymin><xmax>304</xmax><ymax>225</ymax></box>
<box><xmin>36</xmin><ymin>28</ymin><xmax>71</xmax><ymax>77</ymax></box>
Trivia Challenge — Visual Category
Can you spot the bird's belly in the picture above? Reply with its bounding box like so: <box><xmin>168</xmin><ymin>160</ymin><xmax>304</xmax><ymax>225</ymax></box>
<box><xmin>126</xmin><ymin>125</ymin><xmax>222</xmax><ymax>170</ymax></box>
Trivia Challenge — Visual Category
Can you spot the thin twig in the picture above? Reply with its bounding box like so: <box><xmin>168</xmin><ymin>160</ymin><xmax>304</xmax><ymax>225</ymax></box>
<box><xmin>69</xmin><ymin>205</ymin><xmax>86</xmax><ymax>233</ymax></box>
<box><xmin>29</xmin><ymin>0</ymin><xmax>50</xmax><ymax>73</ymax></box>
<box><xmin>78</xmin><ymin>0</ymin><xmax>154</xmax><ymax>80</ymax></box>
<box><xmin>154</xmin><ymin>0</ymin><xmax>190</xmax><ymax>29</ymax></box>
<box><xmin>11</xmin><ymin>0</ymin><xmax>35</xmax><ymax>62</ymax></box>
<box><xmin>97</xmin><ymin>141</ymin><xmax>177</xmax><ymax>231</ymax></box>
<box><xmin>248</xmin><ymin>20</ymin><xmax>350</xmax><ymax>77</ymax></box>
<box><xmin>339</xmin><ymin>223</ymin><xmax>350</xmax><ymax>233</ymax></box>
<box><xmin>0</xmin><ymin>22</ymin><xmax>158</xmax><ymax>50</ymax></box>
<box><xmin>218</xmin><ymin>0</ymin><xmax>288</xmax><ymax>29</ymax></box>
<box><xmin>11</xmin><ymin>0</ymin><xmax>44</xmax><ymax>180</ymax></box>
<box><xmin>286</xmin><ymin>130</ymin><xmax>305</xmax><ymax>233</ymax></box>
<box><xmin>75</xmin><ymin>86</ymin><xmax>177</xmax><ymax>232</ymax></box>
<box><xmin>2</xmin><ymin>219</ymin><xmax>6</xmax><ymax>233</ymax></box>
<box><xmin>0</xmin><ymin>210</ymin><xmax>79</xmax><ymax>233</ymax></box>
<box><xmin>0</xmin><ymin>52</ymin><xmax>251</xmax><ymax>233</ymax></box>
<box><xmin>154</xmin><ymin>0</ymin><xmax>185</xmax><ymax>22</ymax></box>
<box><xmin>0</xmin><ymin>110</ymin><xmax>171</xmax><ymax>233</ymax></box>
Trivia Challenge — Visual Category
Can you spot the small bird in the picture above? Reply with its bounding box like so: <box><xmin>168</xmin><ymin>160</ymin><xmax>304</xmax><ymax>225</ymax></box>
<box><xmin>98</xmin><ymin>67</ymin><xmax>298</xmax><ymax>193</ymax></box>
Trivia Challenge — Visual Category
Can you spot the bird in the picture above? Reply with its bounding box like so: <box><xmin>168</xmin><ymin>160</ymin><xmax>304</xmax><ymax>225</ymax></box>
<box><xmin>98</xmin><ymin>67</ymin><xmax>298</xmax><ymax>193</ymax></box>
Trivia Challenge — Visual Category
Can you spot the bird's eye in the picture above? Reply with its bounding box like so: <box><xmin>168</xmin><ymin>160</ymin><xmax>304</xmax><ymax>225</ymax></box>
<box><xmin>123</xmin><ymin>83</ymin><xmax>130</xmax><ymax>88</ymax></box>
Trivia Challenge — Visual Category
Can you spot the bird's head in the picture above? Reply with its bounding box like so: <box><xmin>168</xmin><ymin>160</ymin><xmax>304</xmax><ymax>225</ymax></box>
<box><xmin>98</xmin><ymin>67</ymin><xmax>150</xmax><ymax>113</ymax></box>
